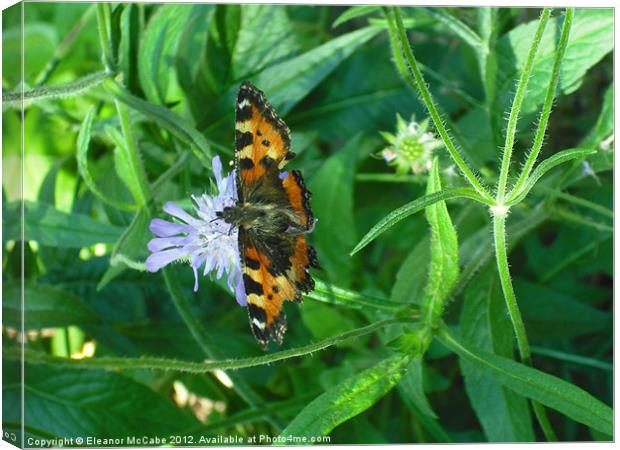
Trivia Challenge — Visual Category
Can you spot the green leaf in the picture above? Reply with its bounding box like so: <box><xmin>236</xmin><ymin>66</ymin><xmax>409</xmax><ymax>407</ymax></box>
<box><xmin>104</xmin><ymin>125</ymin><xmax>148</xmax><ymax>207</ymax></box>
<box><xmin>254</xmin><ymin>26</ymin><xmax>381</xmax><ymax>115</ymax></box>
<box><xmin>201</xmin><ymin>26</ymin><xmax>382</xmax><ymax>136</ymax></box>
<box><xmin>506</xmin><ymin>148</ymin><xmax>597</xmax><ymax>205</ymax></box>
<box><xmin>3</xmin><ymin>281</ymin><xmax>100</xmax><ymax>329</ymax></box>
<box><xmin>288</xmin><ymin>40</ymin><xmax>419</xmax><ymax>142</ymax></box>
<box><xmin>37</xmin><ymin>157</ymin><xmax>66</xmax><ymax>205</ymax></box>
<box><xmin>98</xmin><ymin>208</ymin><xmax>151</xmax><ymax>290</ymax></box>
<box><xmin>332</xmin><ymin>6</ymin><xmax>380</xmax><ymax>28</ymax></box>
<box><xmin>514</xmin><ymin>279</ymin><xmax>610</xmax><ymax>341</ymax></box>
<box><xmin>459</xmin><ymin>270</ymin><xmax>535</xmax><ymax>441</ymax></box>
<box><xmin>495</xmin><ymin>8</ymin><xmax>613</xmax><ymax>116</ymax></box>
<box><xmin>103</xmin><ymin>79</ymin><xmax>213</xmax><ymax>167</ymax></box>
<box><xmin>280</xmin><ymin>354</ymin><xmax>412</xmax><ymax>439</ymax></box>
<box><xmin>301</xmin><ymin>301</ymin><xmax>356</xmax><ymax>340</ymax></box>
<box><xmin>5</xmin><ymin>364</ymin><xmax>200</xmax><ymax>438</ymax></box>
<box><xmin>138</xmin><ymin>4</ymin><xmax>197</xmax><ymax>104</ymax></box>
<box><xmin>3</xmin><ymin>23</ymin><xmax>57</xmax><ymax>86</ymax></box>
<box><xmin>580</xmin><ymin>82</ymin><xmax>613</xmax><ymax>150</ymax></box>
<box><xmin>175</xmin><ymin>5</ymin><xmax>213</xmax><ymax>120</ymax></box>
<box><xmin>421</xmin><ymin>158</ymin><xmax>459</xmax><ymax>328</ymax></box>
<box><xmin>397</xmin><ymin>357</ymin><xmax>437</xmax><ymax>419</ymax></box>
<box><xmin>422</xmin><ymin>8</ymin><xmax>483</xmax><ymax>55</ymax></box>
<box><xmin>351</xmin><ymin>187</ymin><xmax>488</xmax><ymax>256</ymax></box>
<box><xmin>200</xmin><ymin>5</ymin><xmax>241</xmax><ymax>97</ymax></box>
<box><xmin>4</xmin><ymin>200</ymin><xmax>123</xmax><ymax>248</ymax></box>
<box><xmin>76</xmin><ymin>107</ymin><xmax>134</xmax><ymax>210</ymax></box>
<box><xmin>390</xmin><ymin>236</ymin><xmax>429</xmax><ymax>305</ymax></box>
<box><xmin>438</xmin><ymin>327</ymin><xmax>613</xmax><ymax>436</ymax></box>
<box><xmin>118</xmin><ymin>3</ymin><xmax>141</xmax><ymax>94</ymax></box>
<box><xmin>309</xmin><ymin>134</ymin><xmax>362</xmax><ymax>287</ymax></box>
<box><xmin>229</xmin><ymin>5</ymin><xmax>299</xmax><ymax>82</ymax></box>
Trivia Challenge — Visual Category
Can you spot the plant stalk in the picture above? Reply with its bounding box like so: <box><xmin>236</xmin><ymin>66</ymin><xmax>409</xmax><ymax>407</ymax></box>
<box><xmin>384</xmin><ymin>7</ymin><xmax>492</xmax><ymax>202</ymax></box>
<box><xmin>508</xmin><ymin>8</ymin><xmax>574</xmax><ymax>202</ymax></box>
<box><xmin>496</xmin><ymin>8</ymin><xmax>551</xmax><ymax>204</ymax></box>
<box><xmin>493</xmin><ymin>213</ymin><xmax>557</xmax><ymax>441</ymax></box>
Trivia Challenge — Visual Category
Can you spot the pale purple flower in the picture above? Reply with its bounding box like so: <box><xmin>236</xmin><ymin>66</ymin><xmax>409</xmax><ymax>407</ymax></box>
<box><xmin>146</xmin><ymin>156</ymin><xmax>246</xmax><ymax>306</ymax></box>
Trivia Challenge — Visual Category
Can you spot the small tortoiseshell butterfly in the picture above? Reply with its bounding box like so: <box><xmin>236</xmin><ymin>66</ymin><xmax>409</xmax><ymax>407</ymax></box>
<box><xmin>217</xmin><ymin>81</ymin><xmax>320</xmax><ymax>348</ymax></box>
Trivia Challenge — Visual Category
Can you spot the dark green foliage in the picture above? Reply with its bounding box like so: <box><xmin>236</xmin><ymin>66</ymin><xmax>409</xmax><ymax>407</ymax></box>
<box><xmin>2</xmin><ymin>4</ymin><xmax>612</xmax><ymax>445</ymax></box>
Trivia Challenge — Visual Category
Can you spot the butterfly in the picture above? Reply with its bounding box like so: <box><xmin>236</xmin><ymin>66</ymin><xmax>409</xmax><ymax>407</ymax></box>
<box><xmin>217</xmin><ymin>81</ymin><xmax>320</xmax><ymax>348</ymax></box>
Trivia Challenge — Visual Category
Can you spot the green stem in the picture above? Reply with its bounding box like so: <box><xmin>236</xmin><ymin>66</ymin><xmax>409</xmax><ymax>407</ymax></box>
<box><xmin>355</xmin><ymin>173</ymin><xmax>423</xmax><ymax>183</ymax></box>
<box><xmin>493</xmin><ymin>213</ymin><xmax>557</xmax><ymax>441</ymax></box>
<box><xmin>11</xmin><ymin>318</ymin><xmax>410</xmax><ymax>373</ymax></box>
<box><xmin>496</xmin><ymin>8</ymin><xmax>551</xmax><ymax>203</ymax></box>
<box><xmin>384</xmin><ymin>7</ymin><xmax>492</xmax><ymax>202</ymax></box>
<box><xmin>2</xmin><ymin>71</ymin><xmax>112</xmax><ymax>108</ymax></box>
<box><xmin>95</xmin><ymin>3</ymin><xmax>116</xmax><ymax>72</ymax></box>
<box><xmin>508</xmin><ymin>8</ymin><xmax>574</xmax><ymax>201</ymax></box>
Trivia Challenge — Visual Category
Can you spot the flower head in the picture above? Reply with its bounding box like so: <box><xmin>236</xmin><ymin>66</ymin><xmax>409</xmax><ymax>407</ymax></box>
<box><xmin>380</xmin><ymin>114</ymin><xmax>443</xmax><ymax>174</ymax></box>
<box><xmin>146</xmin><ymin>156</ymin><xmax>246</xmax><ymax>306</ymax></box>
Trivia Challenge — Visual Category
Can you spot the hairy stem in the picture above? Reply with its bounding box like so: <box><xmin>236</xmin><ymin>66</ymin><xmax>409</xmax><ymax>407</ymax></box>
<box><xmin>384</xmin><ymin>7</ymin><xmax>492</xmax><ymax>202</ymax></box>
<box><xmin>9</xmin><ymin>318</ymin><xmax>408</xmax><ymax>373</ymax></box>
<box><xmin>493</xmin><ymin>213</ymin><xmax>557</xmax><ymax>440</ymax></box>
<box><xmin>2</xmin><ymin>71</ymin><xmax>112</xmax><ymax>108</ymax></box>
<box><xmin>95</xmin><ymin>3</ymin><xmax>116</xmax><ymax>72</ymax></box>
<box><xmin>508</xmin><ymin>8</ymin><xmax>574</xmax><ymax>202</ymax></box>
<box><xmin>496</xmin><ymin>8</ymin><xmax>551</xmax><ymax>203</ymax></box>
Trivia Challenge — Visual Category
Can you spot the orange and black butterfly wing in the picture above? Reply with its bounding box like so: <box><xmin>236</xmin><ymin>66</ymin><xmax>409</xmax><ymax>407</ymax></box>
<box><xmin>239</xmin><ymin>229</ymin><xmax>299</xmax><ymax>347</ymax></box>
<box><xmin>234</xmin><ymin>81</ymin><xmax>319</xmax><ymax>347</ymax></box>
<box><xmin>280</xmin><ymin>169</ymin><xmax>320</xmax><ymax>295</ymax></box>
<box><xmin>234</xmin><ymin>81</ymin><xmax>294</xmax><ymax>199</ymax></box>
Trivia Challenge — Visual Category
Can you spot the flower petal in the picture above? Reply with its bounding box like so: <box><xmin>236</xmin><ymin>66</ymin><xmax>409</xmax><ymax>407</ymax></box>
<box><xmin>147</xmin><ymin>236</ymin><xmax>191</xmax><ymax>252</ymax></box>
<box><xmin>212</xmin><ymin>155</ymin><xmax>223</xmax><ymax>186</ymax></box>
<box><xmin>234</xmin><ymin>271</ymin><xmax>247</xmax><ymax>306</ymax></box>
<box><xmin>145</xmin><ymin>248</ymin><xmax>186</xmax><ymax>272</ymax></box>
<box><xmin>149</xmin><ymin>219</ymin><xmax>187</xmax><ymax>237</ymax></box>
<box><xmin>164</xmin><ymin>202</ymin><xmax>197</xmax><ymax>224</ymax></box>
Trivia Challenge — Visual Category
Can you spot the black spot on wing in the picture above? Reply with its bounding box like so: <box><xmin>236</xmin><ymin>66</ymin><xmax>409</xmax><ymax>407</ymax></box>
<box><xmin>248</xmin><ymin>303</ymin><xmax>267</xmax><ymax>323</ymax></box>
<box><xmin>260</xmin><ymin>156</ymin><xmax>275</xmax><ymax>169</ymax></box>
<box><xmin>237</xmin><ymin>81</ymin><xmax>291</xmax><ymax>153</ymax></box>
<box><xmin>236</xmin><ymin>130</ymin><xmax>253</xmax><ymax>151</ymax></box>
<box><xmin>245</xmin><ymin>256</ymin><xmax>260</xmax><ymax>270</ymax></box>
<box><xmin>239</xmin><ymin>157</ymin><xmax>254</xmax><ymax>170</ymax></box>
<box><xmin>237</xmin><ymin>105</ymin><xmax>252</xmax><ymax>122</ymax></box>
<box><xmin>243</xmin><ymin>273</ymin><xmax>263</xmax><ymax>296</ymax></box>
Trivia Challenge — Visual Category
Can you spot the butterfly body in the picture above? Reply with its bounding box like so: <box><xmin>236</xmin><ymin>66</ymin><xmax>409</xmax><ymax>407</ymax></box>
<box><xmin>221</xmin><ymin>81</ymin><xmax>319</xmax><ymax>348</ymax></box>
